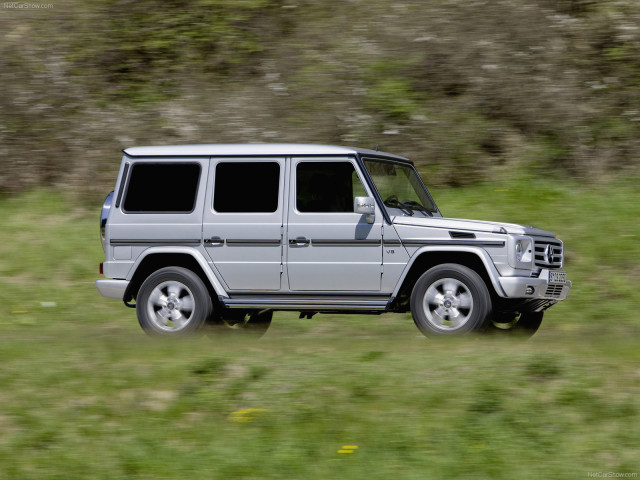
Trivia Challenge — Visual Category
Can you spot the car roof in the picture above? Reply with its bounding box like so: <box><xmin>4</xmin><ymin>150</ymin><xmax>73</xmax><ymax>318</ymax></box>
<box><xmin>122</xmin><ymin>143</ymin><xmax>411</xmax><ymax>163</ymax></box>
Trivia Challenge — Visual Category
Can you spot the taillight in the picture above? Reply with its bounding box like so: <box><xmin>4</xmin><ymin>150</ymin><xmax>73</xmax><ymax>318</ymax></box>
<box><xmin>100</xmin><ymin>191</ymin><xmax>114</xmax><ymax>252</ymax></box>
<box><xmin>100</xmin><ymin>262</ymin><xmax>104</xmax><ymax>275</ymax></box>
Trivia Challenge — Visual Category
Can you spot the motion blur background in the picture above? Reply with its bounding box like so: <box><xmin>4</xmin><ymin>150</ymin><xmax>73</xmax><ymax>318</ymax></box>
<box><xmin>1</xmin><ymin>1</ymin><xmax>639</xmax><ymax>479</ymax></box>
<box><xmin>2</xmin><ymin>0</ymin><xmax>640</xmax><ymax>196</ymax></box>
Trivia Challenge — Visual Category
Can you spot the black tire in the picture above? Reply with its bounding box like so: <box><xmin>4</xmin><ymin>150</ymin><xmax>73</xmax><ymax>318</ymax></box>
<box><xmin>410</xmin><ymin>264</ymin><xmax>492</xmax><ymax>337</ymax></box>
<box><xmin>136</xmin><ymin>267</ymin><xmax>212</xmax><ymax>337</ymax></box>
<box><xmin>490</xmin><ymin>312</ymin><xmax>544</xmax><ymax>338</ymax></box>
<box><xmin>206</xmin><ymin>310</ymin><xmax>272</xmax><ymax>339</ymax></box>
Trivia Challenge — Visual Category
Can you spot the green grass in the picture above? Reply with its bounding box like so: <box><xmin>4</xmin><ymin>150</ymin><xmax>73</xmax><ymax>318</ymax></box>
<box><xmin>0</xmin><ymin>183</ymin><xmax>639</xmax><ymax>479</ymax></box>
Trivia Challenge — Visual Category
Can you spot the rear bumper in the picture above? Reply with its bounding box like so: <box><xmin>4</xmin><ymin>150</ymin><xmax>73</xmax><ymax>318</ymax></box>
<box><xmin>499</xmin><ymin>270</ymin><xmax>571</xmax><ymax>301</ymax></box>
<box><xmin>96</xmin><ymin>279</ymin><xmax>129</xmax><ymax>299</ymax></box>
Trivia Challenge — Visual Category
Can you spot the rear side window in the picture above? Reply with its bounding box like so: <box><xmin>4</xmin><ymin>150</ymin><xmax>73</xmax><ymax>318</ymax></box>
<box><xmin>214</xmin><ymin>162</ymin><xmax>280</xmax><ymax>213</ymax></box>
<box><xmin>123</xmin><ymin>162</ymin><xmax>201</xmax><ymax>213</ymax></box>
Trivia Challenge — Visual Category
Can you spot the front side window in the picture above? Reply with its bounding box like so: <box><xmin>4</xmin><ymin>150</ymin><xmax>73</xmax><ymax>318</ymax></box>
<box><xmin>123</xmin><ymin>162</ymin><xmax>201</xmax><ymax>213</ymax></box>
<box><xmin>296</xmin><ymin>162</ymin><xmax>367</xmax><ymax>213</ymax></box>
<box><xmin>214</xmin><ymin>162</ymin><xmax>280</xmax><ymax>213</ymax></box>
<box><xmin>363</xmin><ymin>158</ymin><xmax>438</xmax><ymax>216</ymax></box>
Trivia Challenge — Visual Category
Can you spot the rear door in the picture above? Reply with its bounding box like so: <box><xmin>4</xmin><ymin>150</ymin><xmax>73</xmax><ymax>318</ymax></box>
<box><xmin>202</xmin><ymin>157</ymin><xmax>285</xmax><ymax>291</ymax></box>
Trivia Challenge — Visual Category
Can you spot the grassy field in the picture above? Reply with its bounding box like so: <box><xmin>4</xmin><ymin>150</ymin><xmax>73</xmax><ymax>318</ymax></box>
<box><xmin>0</xmin><ymin>181</ymin><xmax>639</xmax><ymax>479</ymax></box>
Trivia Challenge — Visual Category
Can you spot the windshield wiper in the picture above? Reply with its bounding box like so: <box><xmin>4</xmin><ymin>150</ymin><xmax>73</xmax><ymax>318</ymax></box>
<box><xmin>384</xmin><ymin>198</ymin><xmax>413</xmax><ymax>216</ymax></box>
<box><xmin>401</xmin><ymin>200</ymin><xmax>433</xmax><ymax>217</ymax></box>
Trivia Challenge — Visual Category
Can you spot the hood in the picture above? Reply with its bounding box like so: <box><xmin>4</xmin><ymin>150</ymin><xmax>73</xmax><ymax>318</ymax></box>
<box><xmin>392</xmin><ymin>216</ymin><xmax>556</xmax><ymax>237</ymax></box>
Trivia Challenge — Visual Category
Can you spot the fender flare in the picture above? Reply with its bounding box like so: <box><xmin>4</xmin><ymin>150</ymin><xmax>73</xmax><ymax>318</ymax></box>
<box><xmin>126</xmin><ymin>246</ymin><xmax>229</xmax><ymax>299</ymax></box>
<box><xmin>391</xmin><ymin>245</ymin><xmax>507</xmax><ymax>298</ymax></box>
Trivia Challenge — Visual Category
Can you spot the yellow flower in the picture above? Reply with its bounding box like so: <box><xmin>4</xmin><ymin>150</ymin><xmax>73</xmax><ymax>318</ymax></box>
<box><xmin>229</xmin><ymin>408</ymin><xmax>267</xmax><ymax>423</ymax></box>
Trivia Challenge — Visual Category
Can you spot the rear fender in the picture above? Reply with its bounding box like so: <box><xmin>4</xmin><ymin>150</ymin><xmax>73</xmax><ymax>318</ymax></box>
<box><xmin>128</xmin><ymin>246</ymin><xmax>228</xmax><ymax>299</ymax></box>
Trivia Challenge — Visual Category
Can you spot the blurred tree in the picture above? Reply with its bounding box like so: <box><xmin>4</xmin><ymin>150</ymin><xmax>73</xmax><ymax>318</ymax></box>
<box><xmin>72</xmin><ymin>0</ymin><xmax>283</xmax><ymax>102</ymax></box>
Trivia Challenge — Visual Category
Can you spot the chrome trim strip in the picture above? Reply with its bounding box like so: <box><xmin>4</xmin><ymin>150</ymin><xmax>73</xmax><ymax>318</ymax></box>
<box><xmin>223</xmin><ymin>298</ymin><xmax>389</xmax><ymax>310</ymax></box>
<box><xmin>401</xmin><ymin>239</ymin><xmax>505</xmax><ymax>247</ymax></box>
<box><xmin>227</xmin><ymin>292</ymin><xmax>390</xmax><ymax>297</ymax></box>
<box><xmin>310</xmin><ymin>239</ymin><xmax>381</xmax><ymax>246</ymax></box>
<box><xmin>222</xmin><ymin>294</ymin><xmax>391</xmax><ymax>310</ymax></box>
<box><xmin>225</xmin><ymin>239</ymin><xmax>281</xmax><ymax>245</ymax></box>
<box><xmin>110</xmin><ymin>239</ymin><xmax>201</xmax><ymax>245</ymax></box>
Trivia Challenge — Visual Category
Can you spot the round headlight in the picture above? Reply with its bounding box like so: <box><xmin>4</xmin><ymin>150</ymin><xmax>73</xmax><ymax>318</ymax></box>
<box><xmin>515</xmin><ymin>240</ymin><xmax>523</xmax><ymax>259</ymax></box>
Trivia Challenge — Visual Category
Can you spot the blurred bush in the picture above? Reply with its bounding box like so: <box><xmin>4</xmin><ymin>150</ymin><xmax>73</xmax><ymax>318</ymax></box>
<box><xmin>1</xmin><ymin>0</ymin><xmax>640</xmax><ymax>199</ymax></box>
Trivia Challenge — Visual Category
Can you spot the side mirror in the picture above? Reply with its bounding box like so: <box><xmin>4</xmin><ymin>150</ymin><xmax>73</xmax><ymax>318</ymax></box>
<box><xmin>354</xmin><ymin>196</ymin><xmax>376</xmax><ymax>224</ymax></box>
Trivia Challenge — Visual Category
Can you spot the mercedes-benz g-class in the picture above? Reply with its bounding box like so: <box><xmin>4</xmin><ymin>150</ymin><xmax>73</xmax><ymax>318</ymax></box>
<box><xmin>97</xmin><ymin>144</ymin><xmax>570</xmax><ymax>337</ymax></box>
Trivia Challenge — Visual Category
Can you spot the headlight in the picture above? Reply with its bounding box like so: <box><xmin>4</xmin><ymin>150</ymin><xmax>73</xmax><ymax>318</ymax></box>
<box><xmin>509</xmin><ymin>236</ymin><xmax>533</xmax><ymax>268</ymax></box>
<box><xmin>516</xmin><ymin>240</ymin><xmax>530</xmax><ymax>262</ymax></box>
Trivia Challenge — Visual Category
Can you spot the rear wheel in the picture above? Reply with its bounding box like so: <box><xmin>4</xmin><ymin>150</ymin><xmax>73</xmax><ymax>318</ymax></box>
<box><xmin>207</xmin><ymin>310</ymin><xmax>272</xmax><ymax>338</ymax></box>
<box><xmin>410</xmin><ymin>264</ymin><xmax>492</xmax><ymax>337</ymax></box>
<box><xmin>136</xmin><ymin>267</ymin><xmax>211</xmax><ymax>337</ymax></box>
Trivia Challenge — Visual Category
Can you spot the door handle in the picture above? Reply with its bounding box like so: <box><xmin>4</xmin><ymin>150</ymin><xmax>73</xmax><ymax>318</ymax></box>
<box><xmin>289</xmin><ymin>236</ymin><xmax>310</xmax><ymax>246</ymax></box>
<box><xmin>204</xmin><ymin>236</ymin><xmax>224</xmax><ymax>245</ymax></box>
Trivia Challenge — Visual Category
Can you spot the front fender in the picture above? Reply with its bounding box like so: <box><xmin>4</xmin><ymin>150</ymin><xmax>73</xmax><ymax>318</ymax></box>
<box><xmin>390</xmin><ymin>246</ymin><xmax>507</xmax><ymax>298</ymax></box>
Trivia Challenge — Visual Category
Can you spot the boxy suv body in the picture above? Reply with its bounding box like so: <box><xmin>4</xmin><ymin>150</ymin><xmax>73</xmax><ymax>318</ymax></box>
<box><xmin>97</xmin><ymin>144</ymin><xmax>570</xmax><ymax>337</ymax></box>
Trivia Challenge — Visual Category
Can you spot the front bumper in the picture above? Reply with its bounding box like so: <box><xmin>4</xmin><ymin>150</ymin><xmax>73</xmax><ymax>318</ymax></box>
<box><xmin>96</xmin><ymin>279</ymin><xmax>129</xmax><ymax>299</ymax></box>
<box><xmin>499</xmin><ymin>269</ymin><xmax>571</xmax><ymax>301</ymax></box>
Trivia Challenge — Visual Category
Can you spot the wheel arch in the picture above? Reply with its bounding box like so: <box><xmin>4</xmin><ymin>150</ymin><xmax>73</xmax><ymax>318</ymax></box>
<box><xmin>391</xmin><ymin>247</ymin><xmax>505</xmax><ymax>309</ymax></box>
<box><xmin>124</xmin><ymin>247</ymin><xmax>227</xmax><ymax>305</ymax></box>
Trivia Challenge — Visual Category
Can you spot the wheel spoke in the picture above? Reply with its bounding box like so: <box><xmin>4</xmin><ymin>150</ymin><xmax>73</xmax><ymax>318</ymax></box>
<box><xmin>156</xmin><ymin>307</ymin><xmax>171</xmax><ymax>323</ymax></box>
<box><xmin>443</xmin><ymin>279</ymin><xmax>458</xmax><ymax>295</ymax></box>
<box><xmin>425</xmin><ymin>286</ymin><xmax>444</xmax><ymax>306</ymax></box>
<box><xmin>448</xmin><ymin>308</ymin><xmax>466</xmax><ymax>326</ymax></box>
<box><xmin>180</xmin><ymin>295</ymin><xmax>194</xmax><ymax>312</ymax></box>
<box><xmin>433</xmin><ymin>305</ymin><xmax>448</xmax><ymax>321</ymax></box>
<box><xmin>169</xmin><ymin>310</ymin><xmax>186</xmax><ymax>327</ymax></box>
<box><xmin>167</xmin><ymin>283</ymin><xmax>181</xmax><ymax>297</ymax></box>
<box><xmin>149</xmin><ymin>287</ymin><xmax>166</xmax><ymax>307</ymax></box>
<box><xmin>458</xmin><ymin>292</ymin><xmax>472</xmax><ymax>310</ymax></box>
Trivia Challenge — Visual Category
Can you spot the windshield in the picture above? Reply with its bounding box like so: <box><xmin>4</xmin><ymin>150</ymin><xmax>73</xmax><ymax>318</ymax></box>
<box><xmin>363</xmin><ymin>158</ymin><xmax>438</xmax><ymax>216</ymax></box>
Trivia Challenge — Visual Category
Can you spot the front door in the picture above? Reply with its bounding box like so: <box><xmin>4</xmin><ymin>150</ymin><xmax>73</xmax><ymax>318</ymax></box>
<box><xmin>286</xmin><ymin>157</ymin><xmax>383</xmax><ymax>291</ymax></box>
<box><xmin>203</xmin><ymin>157</ymin><xmax>285</xmax><ymax>291</ymax></box>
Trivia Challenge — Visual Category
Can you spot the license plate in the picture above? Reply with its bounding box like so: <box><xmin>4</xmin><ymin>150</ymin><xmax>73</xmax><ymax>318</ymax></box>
<box><xmin>549</xmin><ymin>271</ymin><xmax>567</xmax><ymax>283</ymax></box>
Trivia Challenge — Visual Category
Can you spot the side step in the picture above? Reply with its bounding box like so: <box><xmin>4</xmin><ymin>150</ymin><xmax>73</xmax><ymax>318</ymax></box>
<box><xmin>221</xmin><ymin>295</ymin><xmax>391</xmax><ymax>311</ymax></box>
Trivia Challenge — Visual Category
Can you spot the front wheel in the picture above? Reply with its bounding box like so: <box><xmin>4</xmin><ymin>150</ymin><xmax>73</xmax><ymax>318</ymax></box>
<box><xmin>410</xmin><ymin>264</ymin><xmax>492</xmax><ymax>337</ymax></box>
<box><xmin>136</xmin><ymin>267</ymin><xmax>212</xmax><ymax>337</ymax></box>
<box><xmin>490</xmin><ymin>312</ymin><xmax>544</xmax><ymax>338</ymax></box>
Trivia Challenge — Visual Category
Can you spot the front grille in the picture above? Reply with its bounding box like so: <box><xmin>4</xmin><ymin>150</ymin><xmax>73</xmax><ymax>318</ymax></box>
<box><xmin>534</xmin><ymin>238</ymin><xmax>563</xmax><ymax>269</ymax></box>
<box><xmin>545</xmin><ymin>284</ymin><xmax>564</xmax><ymax>298</ymax></box>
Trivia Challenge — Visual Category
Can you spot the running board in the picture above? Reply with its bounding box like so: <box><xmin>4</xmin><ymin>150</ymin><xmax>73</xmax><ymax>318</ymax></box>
<box><xmin>221</xmin><ymin>295</ymin><xmax>391</xmax><ymax>310</ymax></box>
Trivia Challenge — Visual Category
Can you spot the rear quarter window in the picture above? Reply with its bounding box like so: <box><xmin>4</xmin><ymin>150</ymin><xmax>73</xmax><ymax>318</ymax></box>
<box><xmin>123</xmin><ymin>162</ymin><xmax>201</xmax><ymax>213</ymax></box>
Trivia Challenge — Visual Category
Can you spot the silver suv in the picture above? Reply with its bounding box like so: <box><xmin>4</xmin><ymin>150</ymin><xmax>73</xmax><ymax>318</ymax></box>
<box><xmin>97</xmin><ymin>144</ymin><xmax>570</xmax><ymax>337</ymax></box>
